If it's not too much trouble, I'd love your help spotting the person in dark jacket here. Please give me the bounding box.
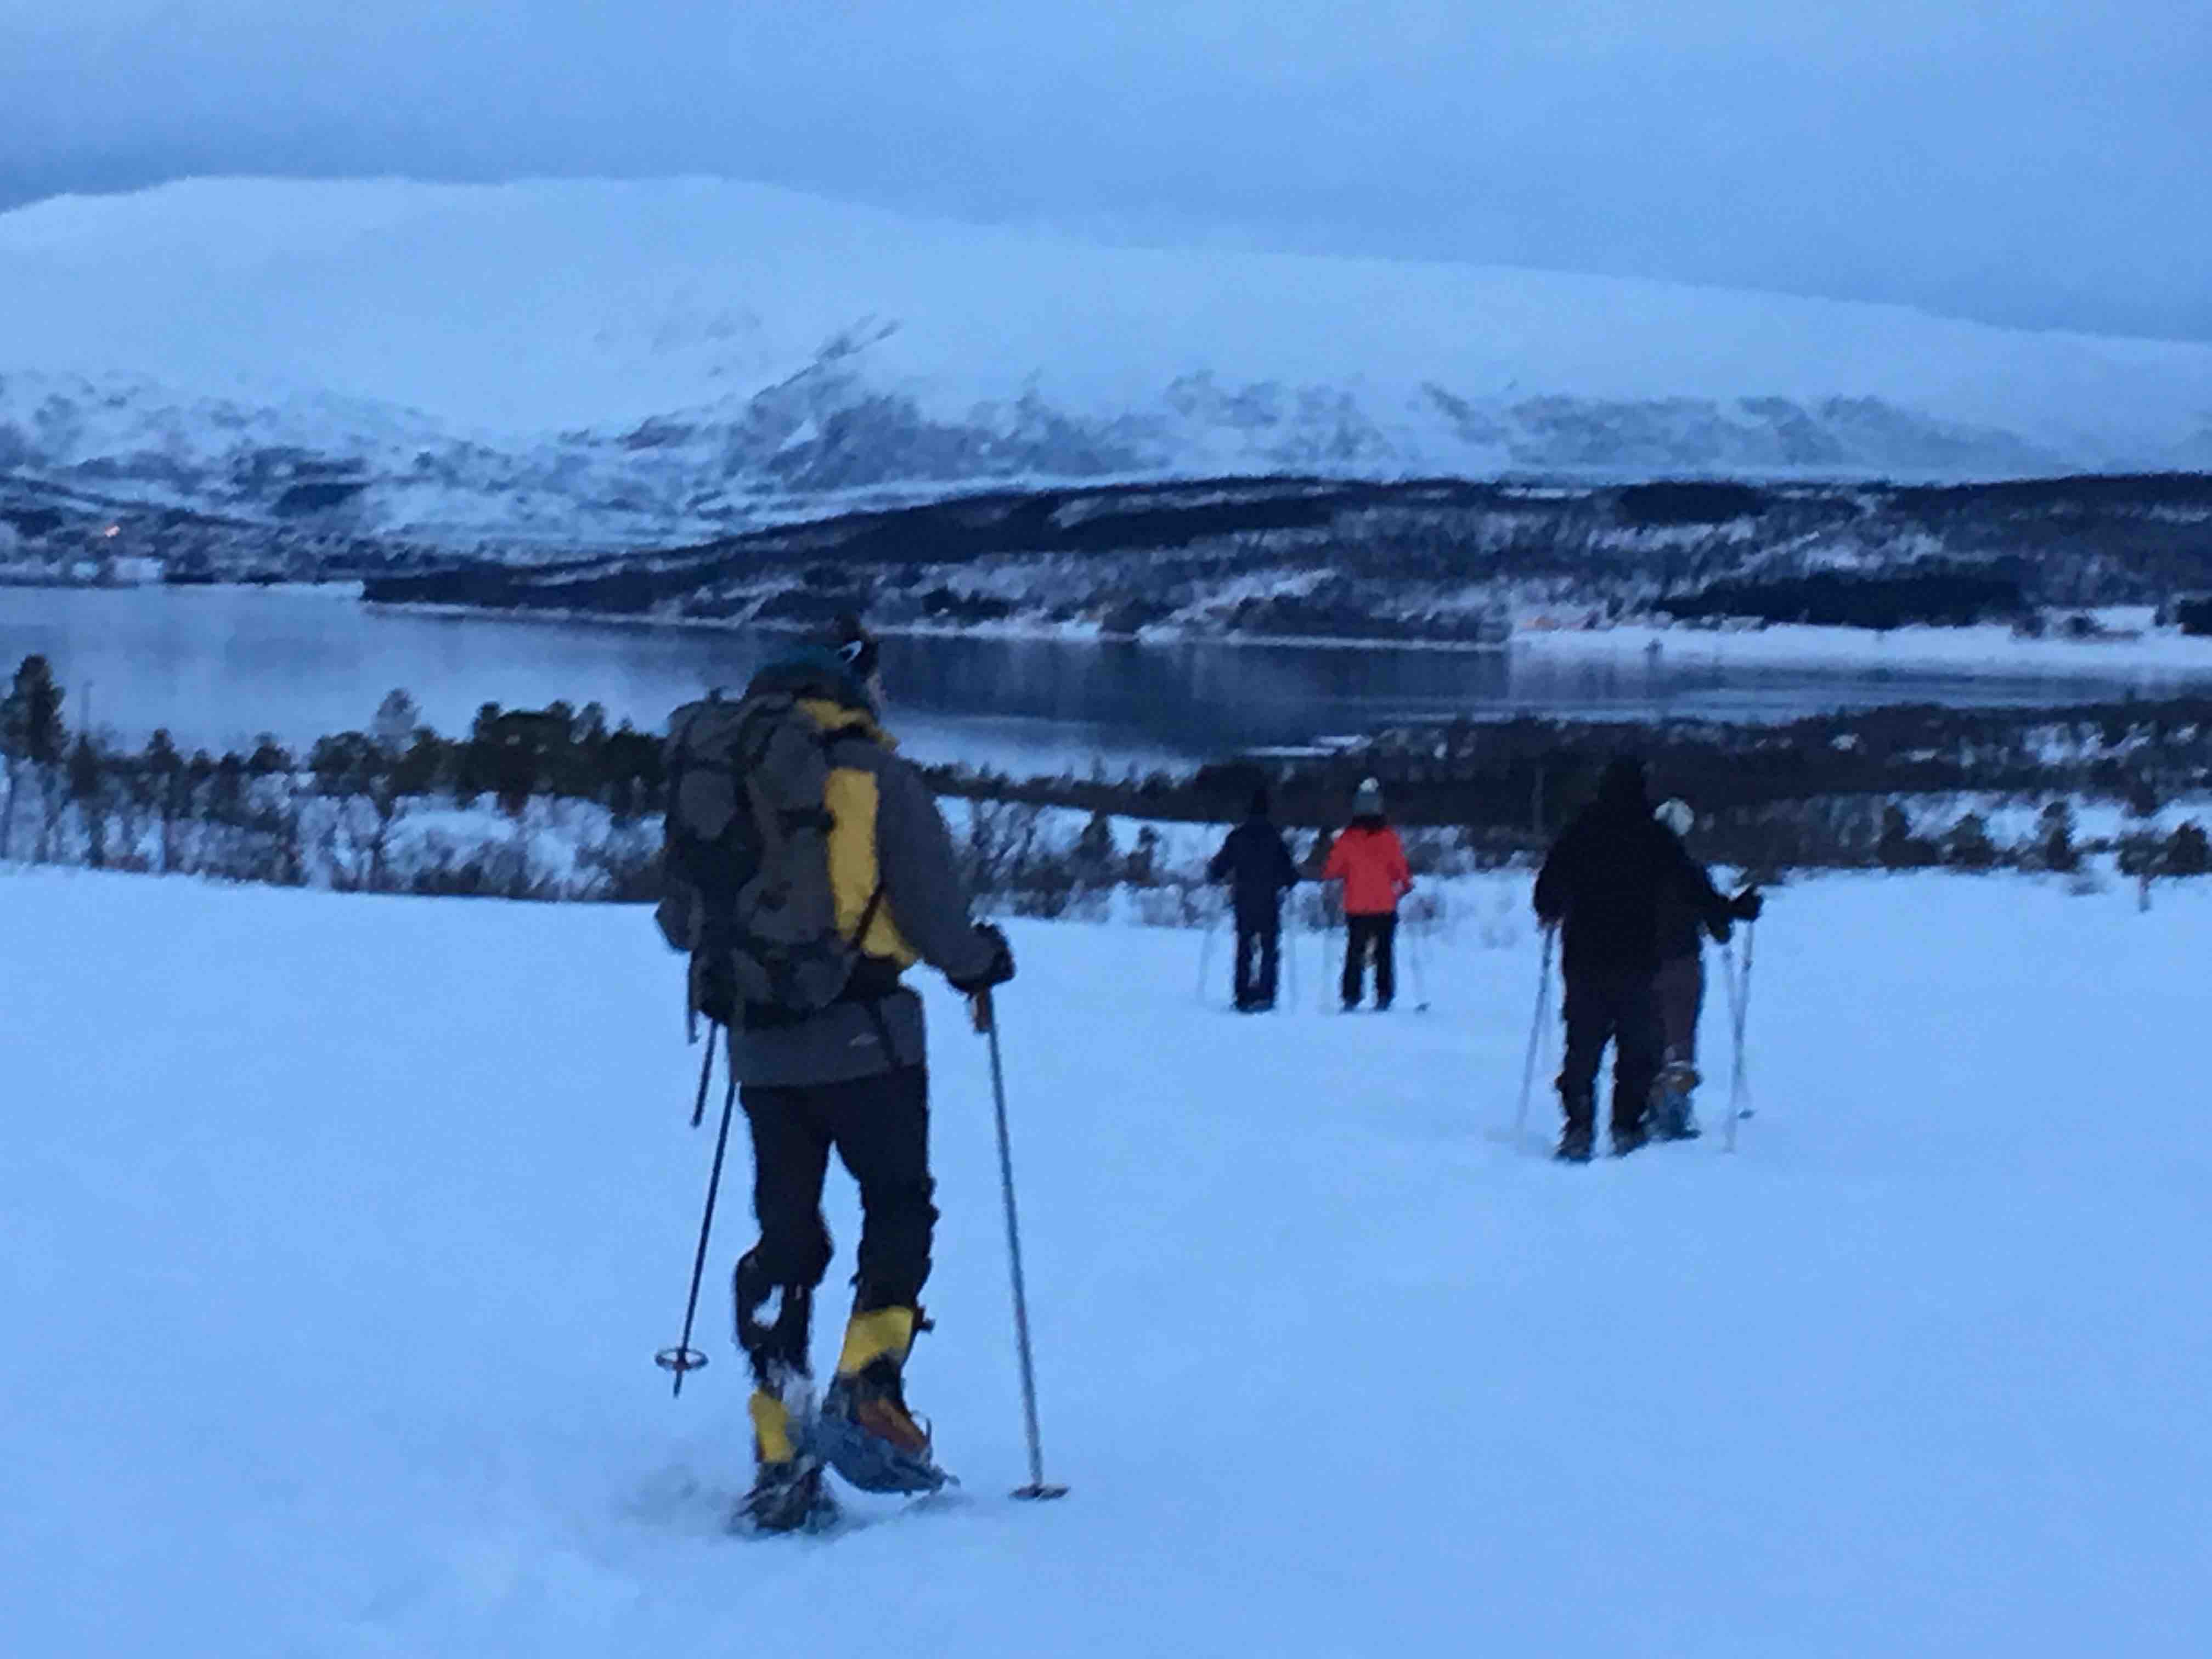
[1532,757,1745,1161]
[1650,797,1763,1140]
[658,617,1014,1531]
[1207,787,1301,1011]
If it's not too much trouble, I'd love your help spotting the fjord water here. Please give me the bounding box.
[3,585,2193,770]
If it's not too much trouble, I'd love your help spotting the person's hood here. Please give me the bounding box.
[1594,757,1650,813]
[746,648,877,716]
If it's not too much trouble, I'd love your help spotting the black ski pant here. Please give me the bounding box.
[1654,955,1705,1069]
[1341,913,1396,1007]
[1557,966,1664,1133]
[734,1064,937,1379]
[1233,912,1282,1008]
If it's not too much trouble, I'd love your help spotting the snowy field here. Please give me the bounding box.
[6,868,2209,1656]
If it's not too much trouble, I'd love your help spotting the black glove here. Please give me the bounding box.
[1731,887,1764,922]
[950,923,1016,995]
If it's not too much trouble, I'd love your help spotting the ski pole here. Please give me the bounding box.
[1196,910,1217,1006]
[1280,906,1299,1013]
[1719,926,1754,1152]
[656,1025,736,1396]
[1513,926,1556,1142]
[1407,911,1432,1013]
[972,991,1068,1501]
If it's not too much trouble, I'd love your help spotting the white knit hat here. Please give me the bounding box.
[1655,798,1695,836]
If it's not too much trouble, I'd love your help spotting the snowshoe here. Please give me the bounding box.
[816,1307,952,1496]
[734,1458,840,1536]
[1650,1062,1702,1141]
[816,1374,950,1494]
[1555,1122,1595,1163]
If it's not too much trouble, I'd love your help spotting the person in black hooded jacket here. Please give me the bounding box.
[1207,787,1301,1011]
[1533,757,1746,1160]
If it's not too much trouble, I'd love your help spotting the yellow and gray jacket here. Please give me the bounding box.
[720,665,996,1087]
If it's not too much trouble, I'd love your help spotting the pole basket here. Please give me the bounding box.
[1013,1482,1070,1501]
[655,1345,712,1397]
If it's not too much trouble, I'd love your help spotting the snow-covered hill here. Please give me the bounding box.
[3,177,2209,545]
[7,867,2209,1655]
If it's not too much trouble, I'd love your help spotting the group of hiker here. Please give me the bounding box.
[654,616,1757,1533]
[1205,777,1415,1013]
[1206,759,1758,1160]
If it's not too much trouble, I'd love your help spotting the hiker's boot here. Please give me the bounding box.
[1555,1087,1596,1163]
[1652,1060,1702,1140]
[815,1306,950,1494]
[735,1375,838,1534]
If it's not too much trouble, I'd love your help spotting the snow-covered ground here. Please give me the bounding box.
[7,867,2209,1656]
[1522,610,2212,682]
[4,178,2210,541]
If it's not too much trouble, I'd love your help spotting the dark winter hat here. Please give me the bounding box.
[821,612,881,681]
[1352,776,1384,815]
[746,646,871,709]
[1597,755,1649,807]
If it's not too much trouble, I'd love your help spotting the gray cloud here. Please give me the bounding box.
[4,1,2208,341]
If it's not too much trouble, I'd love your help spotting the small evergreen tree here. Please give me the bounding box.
[1877,804,1935,869]
[2163,821,2210,877]
[2034,800,2079,873]
[1945,811,1997,871]
[2,654,65,860]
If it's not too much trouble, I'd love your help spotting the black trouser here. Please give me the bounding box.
[734,1064,937,1378]
[1341,913,1396,1007]
[1233,914,1281,1007]
[1654,955,1705,1067]
[1558,966,1664,1133]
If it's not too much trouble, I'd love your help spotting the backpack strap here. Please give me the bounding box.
[849,876,889,955]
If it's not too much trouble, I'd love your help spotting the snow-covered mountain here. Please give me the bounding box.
[2,177,2208,546]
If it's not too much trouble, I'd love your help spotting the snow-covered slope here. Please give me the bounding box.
[7,867,2208,1655]
[2,177,2209,544]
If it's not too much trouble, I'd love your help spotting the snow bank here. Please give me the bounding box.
[1523,614,2212,682]
[5,868,2208,1655]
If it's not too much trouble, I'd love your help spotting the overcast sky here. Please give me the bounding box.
[5,2,2208,341]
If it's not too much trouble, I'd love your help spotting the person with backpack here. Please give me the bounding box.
[1321,777,1412,1011]
[1532,757,1748,1161]
[656,616,1015,1533]
[1207,786,1301,1012]
[1649,797,1763,1141]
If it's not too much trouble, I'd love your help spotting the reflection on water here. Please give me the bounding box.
[0,586,2196,772]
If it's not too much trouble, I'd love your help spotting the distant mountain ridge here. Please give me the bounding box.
[1,177,2208,548]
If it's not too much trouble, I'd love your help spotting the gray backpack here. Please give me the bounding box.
[656,691,881,1026]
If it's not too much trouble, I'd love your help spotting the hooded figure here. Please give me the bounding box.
[1532,758,1737,1160]
[1207,786,1301,1011]
[1321,777,1412,1010]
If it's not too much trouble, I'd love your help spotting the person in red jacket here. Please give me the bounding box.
[1321,777,1413,1011]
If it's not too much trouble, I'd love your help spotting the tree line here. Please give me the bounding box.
[8,654,2211,911]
